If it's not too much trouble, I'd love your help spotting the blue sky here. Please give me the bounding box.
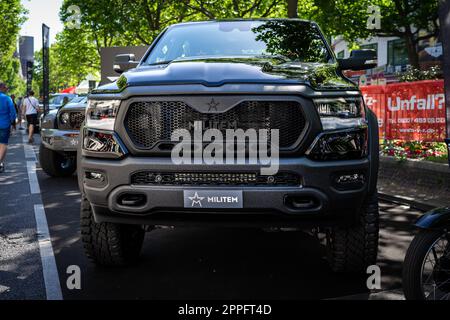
[20,0,64,50]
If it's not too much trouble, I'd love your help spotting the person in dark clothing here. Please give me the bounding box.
[10,94,18,131]
[21,90,40,144]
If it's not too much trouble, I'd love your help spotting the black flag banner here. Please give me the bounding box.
[42,24,50,114]
[26,61,33,94]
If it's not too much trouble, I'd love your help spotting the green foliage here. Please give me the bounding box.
[396,66,443,82]
[38,0,285,93]
[182,0,285,21]
[0,0,26,62]
[297,0,439,68]
[298,0,372,43]
[372,0,439,67]
[33,26,100,94]
[0,0,26,96]
[1,57,26,97]
[59,0,285,48]
[60,0,134,48]
[372,0,439,39]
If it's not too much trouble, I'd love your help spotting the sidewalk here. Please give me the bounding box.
[0,130,46,299]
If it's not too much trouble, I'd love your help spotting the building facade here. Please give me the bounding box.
[332,34,442,85]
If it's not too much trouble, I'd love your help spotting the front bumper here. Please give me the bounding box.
[79,155,372,227]
[41,128,80,152]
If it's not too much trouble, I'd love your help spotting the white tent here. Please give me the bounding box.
[75,73,99,94]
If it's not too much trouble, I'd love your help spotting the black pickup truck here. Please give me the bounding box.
[78,19,379,273]
[40,96,87,177]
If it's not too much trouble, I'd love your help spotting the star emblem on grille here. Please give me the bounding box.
[188,192,205,207]
[206,98,220,112]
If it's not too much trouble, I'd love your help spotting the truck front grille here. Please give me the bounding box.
[69,112,85,130]
[124,100,305,151]
[131,171,301,187]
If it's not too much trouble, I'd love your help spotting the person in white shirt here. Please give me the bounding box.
[21,90,40,144]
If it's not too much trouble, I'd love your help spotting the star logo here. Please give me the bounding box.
[206,98,220,112]
[188,192,205,207]
[70,138,79,146]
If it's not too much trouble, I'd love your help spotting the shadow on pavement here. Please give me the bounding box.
[377,202,421,291]
[37,168,423,300]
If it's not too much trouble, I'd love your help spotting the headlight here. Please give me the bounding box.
[60,112,70,124]
[314,97,366,130]
[306,128,368,161]
[82,128,128,159]
[86,99,121,130]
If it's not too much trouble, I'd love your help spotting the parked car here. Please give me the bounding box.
[37,93,78,132]
[39,96,87,177]
[39,93,78,111]
[78,19,379,270]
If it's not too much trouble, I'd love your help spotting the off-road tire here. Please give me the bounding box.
[326,193,379,273]
[80,195,145,266]
[402,229,446,300]
[39,144,76,177]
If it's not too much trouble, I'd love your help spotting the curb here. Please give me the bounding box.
[378,192,436,212]
[380,155,449,173]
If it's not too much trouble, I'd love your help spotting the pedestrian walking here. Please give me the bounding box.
[0,82,17,173]
[10,94,18,132]
[21,90,40,144]
[16,96,24,130]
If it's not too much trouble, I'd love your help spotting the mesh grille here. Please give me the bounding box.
[131,171,301,187]
[69,112,85,130]
[124,100,305,150]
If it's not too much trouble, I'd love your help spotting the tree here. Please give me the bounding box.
[33,35,99,95]
[183,0,284,20]
[297,0,440,69]
[373,0,439,69]
[1,57,26,97]
[59,0,285,49]
[0,0,26,96]
[287,0,298,18]
[53,28,100,83]
[298,0,374,43]
[60,0,132,53]
[4,0,288,96]
[45,0,285,94]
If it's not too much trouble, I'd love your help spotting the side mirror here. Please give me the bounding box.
[338,49,377,71]
[113,54,139,74]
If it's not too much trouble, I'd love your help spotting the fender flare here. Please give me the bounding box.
[415,207,450,230]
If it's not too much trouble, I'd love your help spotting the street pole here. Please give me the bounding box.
[440,1,450,166]
[287,0,298,18]
[42,24,50,115]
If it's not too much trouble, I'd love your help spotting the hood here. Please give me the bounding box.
[60,102,87,111]
[94,57,357,93]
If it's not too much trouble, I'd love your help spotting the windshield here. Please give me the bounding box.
[145,20,332,65]
[68,96,87,104]
[49,94,76,105]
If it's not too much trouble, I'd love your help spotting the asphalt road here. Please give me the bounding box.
[0,130,423,300]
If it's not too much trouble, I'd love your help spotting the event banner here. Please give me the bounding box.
[361,80,445,141]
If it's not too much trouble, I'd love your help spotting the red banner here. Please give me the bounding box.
[361,80,445,141]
